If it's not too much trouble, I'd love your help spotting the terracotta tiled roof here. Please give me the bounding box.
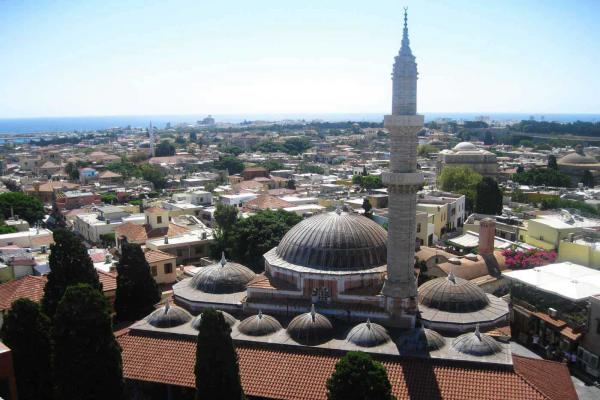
[115,222,148,242]
[244,194,294,210]
[234,180,264,191]
[560,326,582,341]
[118,332,575,400]
[146,223,189,239]
[533,311,567,329]
[98,270,117,292]
[145,249,176,264]
[99,170,122,178]
[0,275,47,311]
[144,207,167,214]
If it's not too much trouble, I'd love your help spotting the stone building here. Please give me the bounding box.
[557,145,600,186]
[437,142,498,176]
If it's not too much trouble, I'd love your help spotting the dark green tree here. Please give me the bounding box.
[53,284,123,400]
[582,170,595,188]
[139,163,168,189]
[0,299,52,400]
[326,351,394,400]
[213,156,244,175]
[438,166,483,209]
[283,137,312,155]
[230,209,301,270]
[362,198,372,216]
[155,140,176,157]
[474,177,503,215]
[516,165,524,174]
[41,228,102,319]
[512,167,571,187]
[260,160,284,172]
[211,203,239,257]
[547,155,558,170]
[115,243,161,321]
[195,309,245,400]
[64,161,80,180]
[286,179,296,190]
[362,166,368,176]
[0,192,44,224]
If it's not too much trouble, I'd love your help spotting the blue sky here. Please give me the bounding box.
[1,0,599,118]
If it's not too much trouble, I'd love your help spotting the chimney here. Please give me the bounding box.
[478,218,496,256]
[164,236,169,244]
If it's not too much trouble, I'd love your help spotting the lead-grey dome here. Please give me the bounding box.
[453,142,478,151]
[452,325,502,356]
[287,305,333,344]
[346,320,391,347]
[192,310,237,330]
[147,301,192,328]
[275,211,387,271]
[558,152,598,165]
[418,273,490,312]
[238,311,282,336]
[190,254,256,294]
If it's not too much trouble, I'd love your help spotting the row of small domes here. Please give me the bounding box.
[146,302,502,355]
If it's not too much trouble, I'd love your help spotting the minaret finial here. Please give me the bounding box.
[401,7,411,53]
[404,7,408,29]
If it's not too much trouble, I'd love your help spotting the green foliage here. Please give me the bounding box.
[326,352,394,400]
[512,167,572,187]
[581,170,595,188]
[253,140,285,153]
[540,197,599,216]
[41,229,102,319]
[438,166,483,210]
[362,198,372,216]
[99,232,116,248]
[511,120,600,137]
[139,163,168,189]
[195,309,245,400]
[52,284,123,400]
[1,299,52,400]
[283,137,312,155]
[260,159,284,172]
[286,179,296,190]
[547,155,558,170]
[175,135,186,145]
[213,156,245,175]
[474,177,503,215]
[298,163,325,174]
[417,144,439,156]
[220,146,244,156]
[64,161,80,180]
[0,192,44,224]
[101,192,118,204]
[155,140,176,157]
[106,161,140,179]
[352,175,383,190]
[516,165,524,174]
[115,243,161,321]
[0,224,17,234]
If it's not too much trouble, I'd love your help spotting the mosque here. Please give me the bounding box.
[136,10,512,365]
[437,141,498,177]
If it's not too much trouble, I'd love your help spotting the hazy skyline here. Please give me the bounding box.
[1,0,599,119]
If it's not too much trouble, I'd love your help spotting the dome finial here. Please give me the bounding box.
[310,304,316,322]
[474,323,481,339]
[220,252,227,267]
[258,309,263,319]
[448,269,456,283]
[164,298,170,314]
[335,206,342,215]
[366,318,371,329]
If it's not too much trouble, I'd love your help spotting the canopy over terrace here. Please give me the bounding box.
[447,231,536,252]
[503,261,600,301]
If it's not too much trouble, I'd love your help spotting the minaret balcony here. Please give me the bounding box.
[384,114,424,128]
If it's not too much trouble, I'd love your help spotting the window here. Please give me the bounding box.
[164,263,173,274]
[157,216,162,224]
[417,223,421,233]
[151,266,157,276]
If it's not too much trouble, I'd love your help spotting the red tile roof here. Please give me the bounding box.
[98,270,117,292]
[244,194,294,210]
[117,332,576,400]
[0,275,47,311]
[115,222,148,242]
[145,249,176,264]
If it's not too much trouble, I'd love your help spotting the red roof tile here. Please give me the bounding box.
[98,270,117,292]
[118,332,576,400]
[145,249,176,264]
[0,275,47,310]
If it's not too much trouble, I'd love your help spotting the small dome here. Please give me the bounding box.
[346,320,391,347]
[287,305,333,344]
[558,151,598,165]
[418,273,490,312]
[147,300,192,328]
[192,310,237,330]
[452,325,502,356]
[275,211,387,271]
[238,311,282,336]
[189,253,255,294]
[397,328,446,352]
[453,142,478,151]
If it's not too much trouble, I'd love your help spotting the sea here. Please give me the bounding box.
[0,113,599,136]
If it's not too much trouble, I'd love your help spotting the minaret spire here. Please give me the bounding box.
[401,7,412,55]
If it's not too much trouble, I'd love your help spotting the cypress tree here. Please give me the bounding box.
[326,351,394,400]
[0,299,52,400]
[115,242,161,321]
[41,228,102,319]
[52,284,123,400]
[582,170,595,188]
[474,177,503,215]
[195,309,245,400]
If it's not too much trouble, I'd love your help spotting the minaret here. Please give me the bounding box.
[381,8,423,326]
[149,121,155,157]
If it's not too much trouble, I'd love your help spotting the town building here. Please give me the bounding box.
[437,142,498,177]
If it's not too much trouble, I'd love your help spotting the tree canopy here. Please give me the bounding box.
[352,175,384,190]
[155,140,176,157]
[195,309,245,400]
[437,166,483,209]
[0,192,44,224]
[41,228,102,319]
[417,144,439,156]
[214,155,245,175]
[115,243,161,321]
[1,299,52,400]
[581,170,595,188]
[547,155,558,170]
[512,167,571,187]
[326,351,394,400]
[52,284,123,400]
[474,177,503,215]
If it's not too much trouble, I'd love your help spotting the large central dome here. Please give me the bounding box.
[275,211,387,271]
